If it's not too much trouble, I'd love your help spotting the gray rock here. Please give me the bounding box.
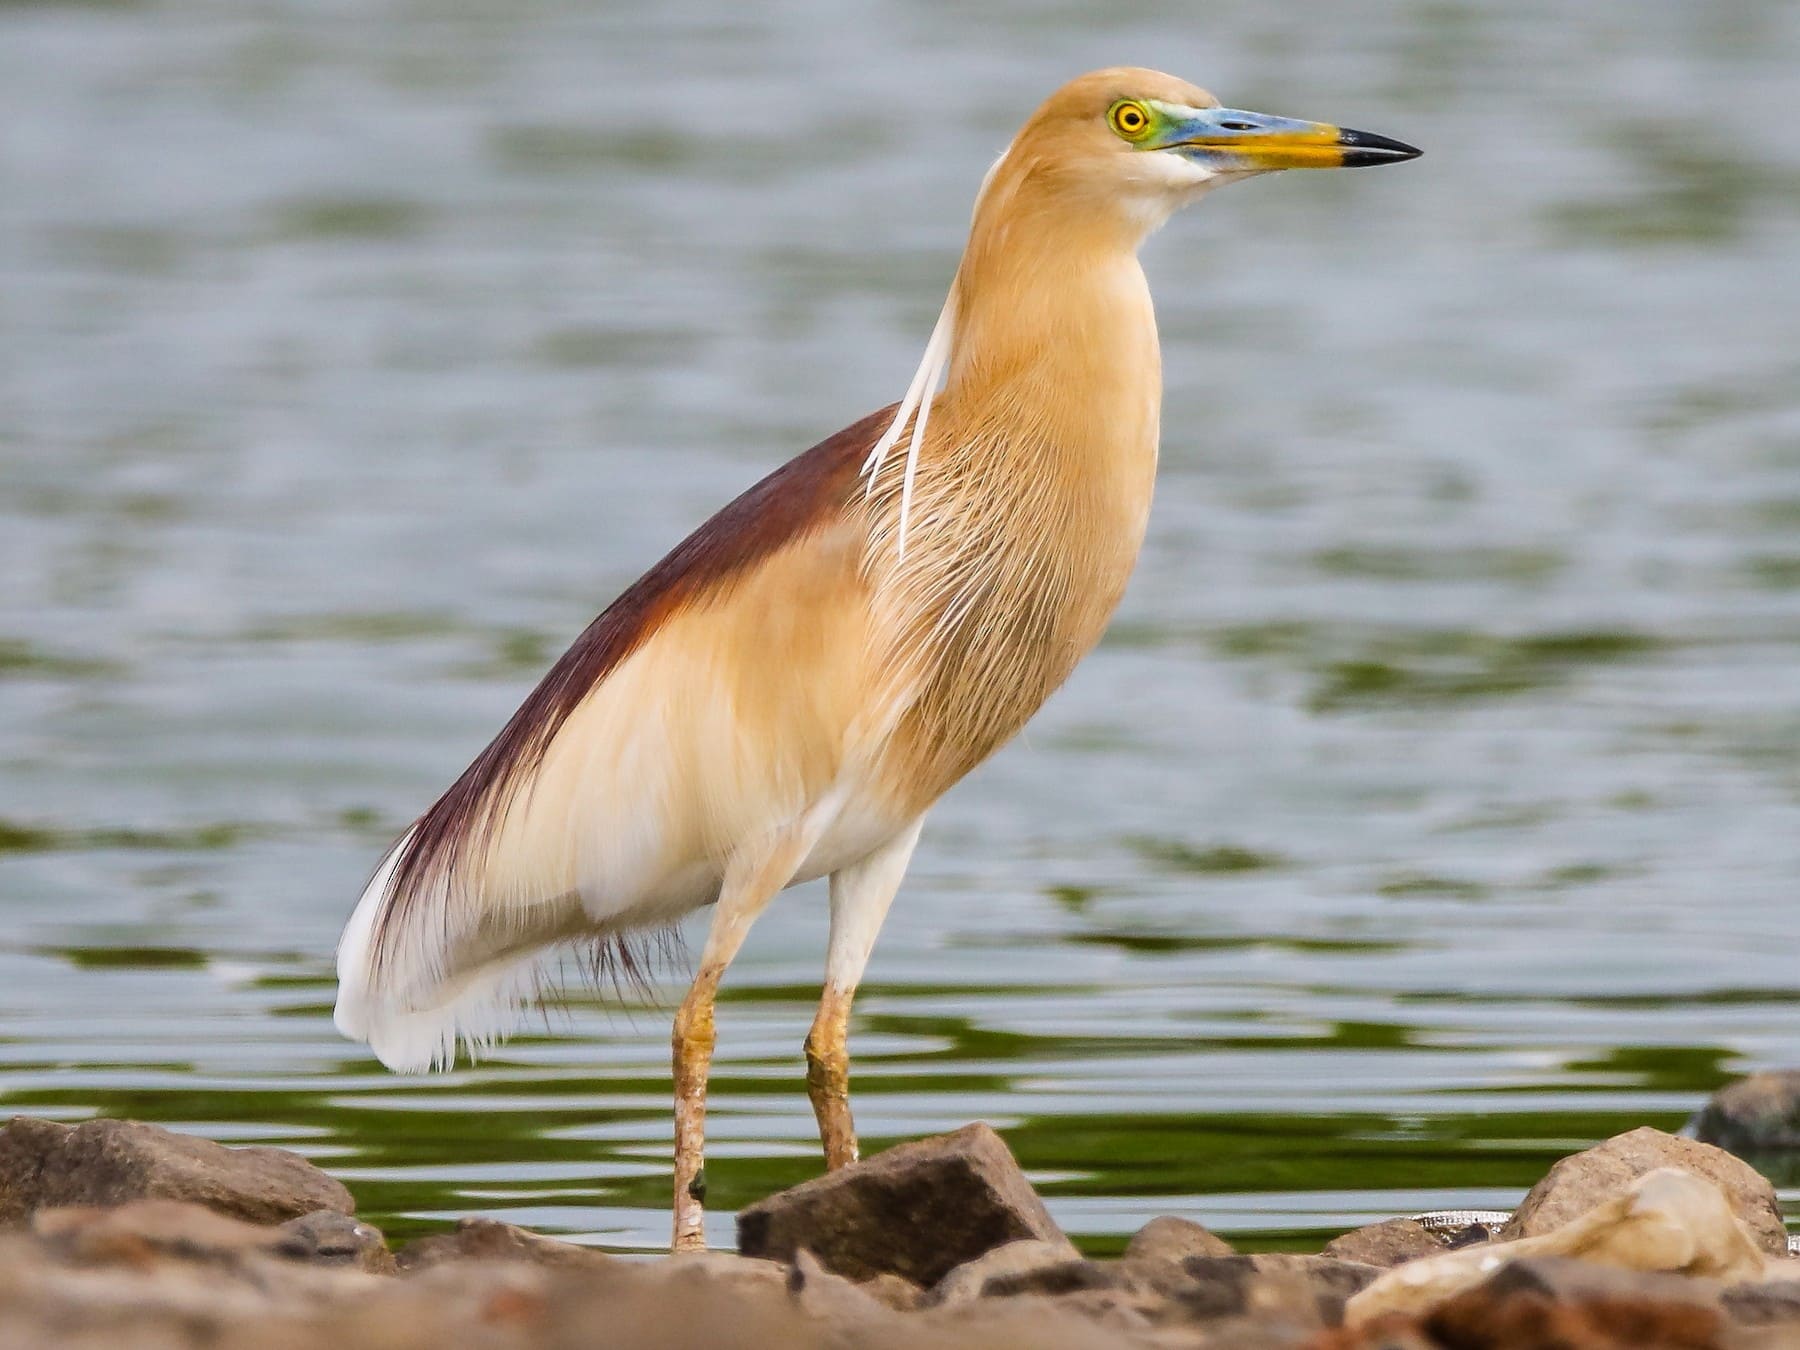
[1122,1215,1234,1264]
[396,1217,619,1273]
[1500,1126,1788,1256]
[277,1210,395,1273]
[925,1238,1092,1307]
[735,1122,1072,1285]
[1692,1071,1800,1154]
[1321,1217,1447,1267]
[0,1116,354,1228]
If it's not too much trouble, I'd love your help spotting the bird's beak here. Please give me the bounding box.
[1152,105,1421,170]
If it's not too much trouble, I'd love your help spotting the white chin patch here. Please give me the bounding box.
[1118,151,1221,233]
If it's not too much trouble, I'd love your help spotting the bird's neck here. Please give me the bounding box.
[942,210,1162,464]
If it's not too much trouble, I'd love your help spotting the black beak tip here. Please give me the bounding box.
[1336,127,1423,167]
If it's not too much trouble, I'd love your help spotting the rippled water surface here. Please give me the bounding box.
[3,0,1798,1251]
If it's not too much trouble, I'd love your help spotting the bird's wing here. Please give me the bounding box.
[335,406,896,1070]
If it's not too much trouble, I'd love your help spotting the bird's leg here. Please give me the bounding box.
[670,964,723,1251]
[670,824,818,1252]
[804,986,856,1169]
[806,820,922,1171]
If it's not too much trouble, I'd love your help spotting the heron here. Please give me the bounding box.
[333,67,1420,1250]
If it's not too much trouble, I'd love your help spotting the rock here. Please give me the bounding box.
[277,1210,396,1273]
[786,1249,901,1326]
[1722,1278,1800,1328]
[1348,1168,1779,1325]
[29,1198,391,1274]
[912,1293,1175,1349]
[1471,1254,1725,1309]
[1693,1071,1800,1154]
[735,1122,1074,1285]
[1036,1288,1158,1333]
[1322,1218,1448,1267]
[1502,1126,1788,1256]
[858,1271,925,1310]
[925,1238,1098,1307]
[396,1217,618,1273]
[0,1116,354,1228]
[663,1249,790,1298]
[1122,1215,1234,1263]
[1429,1257,1726,1349]
[1170,1254,1380,1328]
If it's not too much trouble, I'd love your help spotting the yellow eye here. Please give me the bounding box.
[1108,100,1153,141]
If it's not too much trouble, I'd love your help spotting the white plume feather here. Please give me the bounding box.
[862,143,1012,559]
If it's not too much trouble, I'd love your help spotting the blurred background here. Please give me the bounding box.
[2,0,1797,1252]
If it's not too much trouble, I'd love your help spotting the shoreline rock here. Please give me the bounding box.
[0,1116,353,1228]
[1693,1071,1800,1155]
[0,1112,1793,1348]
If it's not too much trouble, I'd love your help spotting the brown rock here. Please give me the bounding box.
[925,1238,1097,1307]
[1123,1215,1234,1263]
[787,1248,902,1326]
[396,1217,618,1273]
[1322,1218,1447,1267]
[1693,1071,1800,1154]
[1428,1257,1726,1350]
[1721,1278,1800,1328]
[29,1198,390,1274]
[663,1248,790,1297]
[911,1292,1177,1349]
[858,1271,925,1311]
[0,1116,353,1228]
[1503,1126,1788,1256]
[1167,1254,1380,1329]
[34,1198,284,1263]
[735,1122,1073,1285]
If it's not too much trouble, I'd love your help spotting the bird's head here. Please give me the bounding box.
[986,67,1421,241]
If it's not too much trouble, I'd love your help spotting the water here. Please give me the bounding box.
[2,0,1798,1253]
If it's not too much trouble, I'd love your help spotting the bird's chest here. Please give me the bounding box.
[873,429,1157,809]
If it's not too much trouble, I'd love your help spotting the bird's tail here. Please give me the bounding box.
[332,828,582,1073]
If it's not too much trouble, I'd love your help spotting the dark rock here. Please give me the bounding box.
[277,1210,395,1273]
[396,1217,619,1273]
[1122,1215,1234,1264]
[0,1116,353,1228]
[1501,1126,1789,1256]
[1322,1218,1447,1267]
[1445,1222,1495,1250]
[1693,1071,1800,1154]
[735,1122,1073,1285]
[925,1238,1096,1307]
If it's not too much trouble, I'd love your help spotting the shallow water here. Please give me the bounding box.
[2,0,1798,1252]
